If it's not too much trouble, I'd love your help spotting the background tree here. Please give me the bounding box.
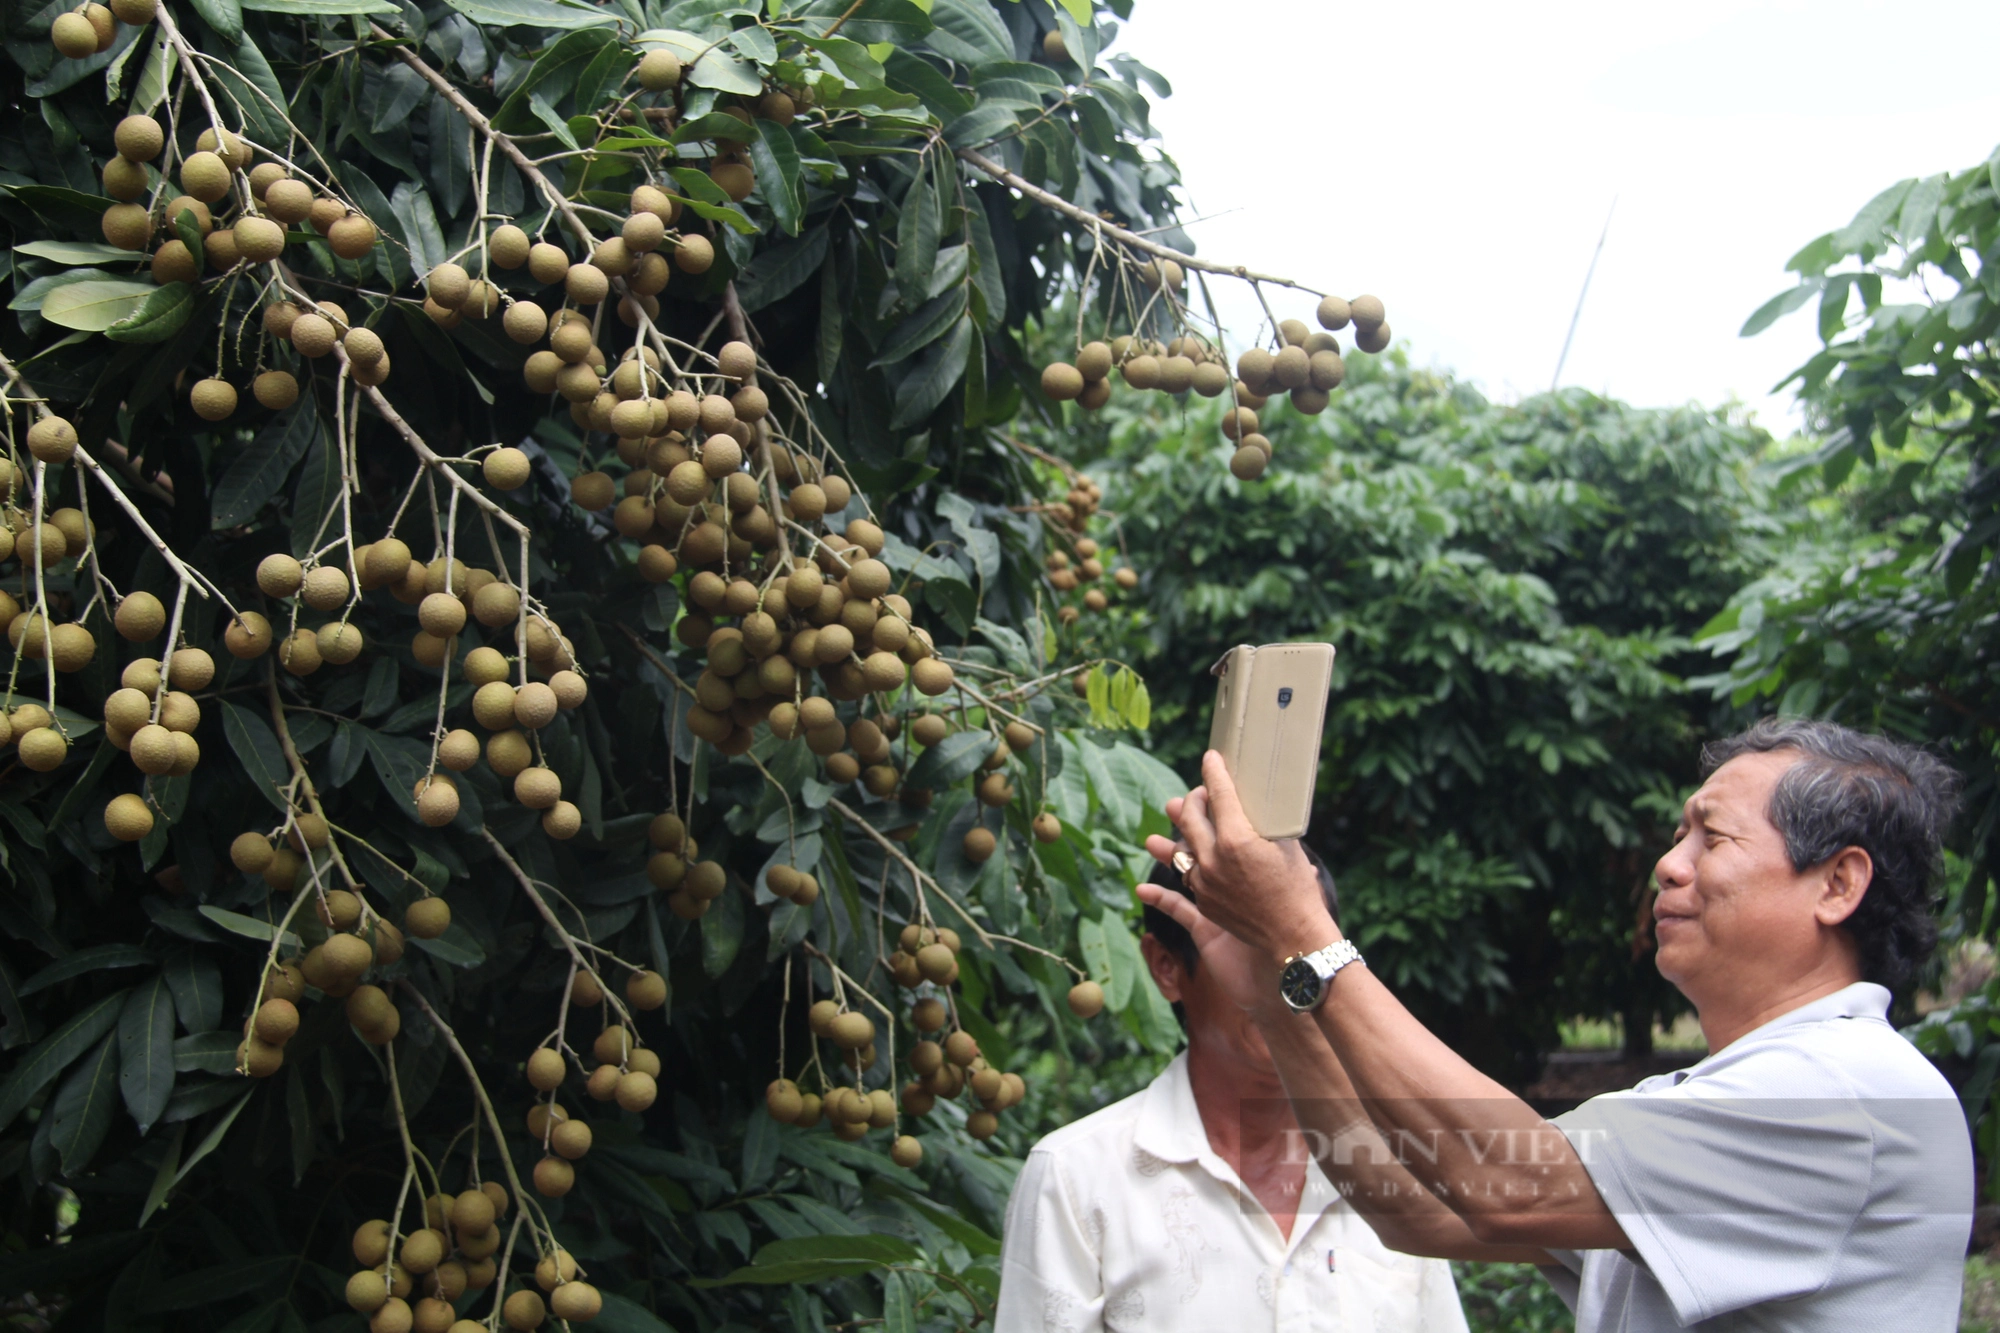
[0,0,1380,1326]
[1023,354,1774,1080]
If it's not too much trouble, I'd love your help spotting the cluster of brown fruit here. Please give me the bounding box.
[95,113,383,420]
[346,1188,599,1332]
[422,183,712,358]
[890,939,1021,1143]
[642,811,733,920]
[46,0,153,60]
[628,47,807,203]
[232,910,403,1078]
[764,1000,928,1164]
[519,973,666,1199]
[1045,535,1136,625]
[1223,294,1389,481]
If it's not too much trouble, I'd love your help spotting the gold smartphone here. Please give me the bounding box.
[1205,643,1336,839]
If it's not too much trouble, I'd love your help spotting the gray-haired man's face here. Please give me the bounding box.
[1652,749,1866,1001]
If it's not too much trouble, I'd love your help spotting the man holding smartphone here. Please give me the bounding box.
[1146,718,1972,1329]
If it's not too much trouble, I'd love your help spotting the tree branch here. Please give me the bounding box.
[955,147,1321,294]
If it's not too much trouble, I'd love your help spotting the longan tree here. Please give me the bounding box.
[0,0,1390,1326]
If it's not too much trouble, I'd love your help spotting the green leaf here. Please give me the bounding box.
[590,1292,677,1333]
[700,882,744,977]
[131,31,176,113]
[894,167,940,299]
[217,32,290,146]
[923,0,1011,64]
[751,120,804,235]
[882,48,971,120]
[49,1032,122,1173]
[213,406,318,530]
[222,702,292,813]
[800,0,932,44]
[241,0,395,11]
[163,951,223,1034]
[943,103,1021,149]
[40,279,156,333]
[188,0,244,40]
[196,907,302,949]
[12,240,144,265]
[411,922,486,968]
[118,975,176,1132]
[1076,912,1120,1007]
[1741,282,1819,338]
[444,0,617,27]
[0,991,129,1132]
[21,945,156,996]
[881,1271,915,1333]
[172,1032,240,1074]
[736,225,829,313]
[873,288,967,366]
[4,185,115,234]
[690,1258,883,1287]
[104,281,197,344]
[757,1234,921,1266]
[493,28,620,133]
[890,312,971,428]
[903,729,993,789]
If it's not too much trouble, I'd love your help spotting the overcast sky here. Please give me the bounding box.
[1110,0,2000,434]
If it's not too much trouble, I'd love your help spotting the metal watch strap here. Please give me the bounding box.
[1283,939,1363,1012]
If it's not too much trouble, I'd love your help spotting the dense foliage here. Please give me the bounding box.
[1027,354,1774,1079]
[0,0,1302,1325]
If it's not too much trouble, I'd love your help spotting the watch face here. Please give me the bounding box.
[1279,958,1322,1010]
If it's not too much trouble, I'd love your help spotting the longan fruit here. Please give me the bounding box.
[1040,362,1083,401]
[1229,444,1267,480]
[489,225,530,268]
[114,113,164,162]
[254,369,299,410]
[636,48,682,90]
[405,896,451,938]
[225,611,274,659]
[264,179,313,223]
[1067,980,1105,1017]
[328,214,377,259]
[672,234,714,274]
[178,151,230,204]
[103,793,153,842]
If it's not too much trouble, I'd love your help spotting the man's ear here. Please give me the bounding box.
[1140,933,1187,1004]
[1816,846,1874,928]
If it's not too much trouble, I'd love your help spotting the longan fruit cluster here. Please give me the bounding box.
[96,112,383,421]
[643,811,722,918]
[345,1183,540,1331]
[48,0,154,62]
[1225,294,1387,480]
[1046,534,1135,624]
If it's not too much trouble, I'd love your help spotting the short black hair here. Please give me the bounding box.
[1700,718,1960,988]
[1141,844,1341,977]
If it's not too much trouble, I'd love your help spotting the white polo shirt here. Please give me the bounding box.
[995,1052,1468,1332]
[1547,982,1972,1331]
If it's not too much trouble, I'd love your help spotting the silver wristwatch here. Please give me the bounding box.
[1278,940,1363,1013]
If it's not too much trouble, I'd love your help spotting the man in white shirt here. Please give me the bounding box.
[995,857,1470,1332]
[1146,717,1974,1331]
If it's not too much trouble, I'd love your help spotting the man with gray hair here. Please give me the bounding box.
[1145,717,1974,1330]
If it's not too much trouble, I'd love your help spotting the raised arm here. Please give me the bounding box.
[1143,753,1629,1252]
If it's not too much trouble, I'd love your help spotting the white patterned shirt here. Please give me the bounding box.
[995,1053,1469,1333]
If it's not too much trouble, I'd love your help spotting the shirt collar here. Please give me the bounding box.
[1132,1050,1208,1164]
[1130,1049,1348,1240]
[1669,981,1892,1084]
